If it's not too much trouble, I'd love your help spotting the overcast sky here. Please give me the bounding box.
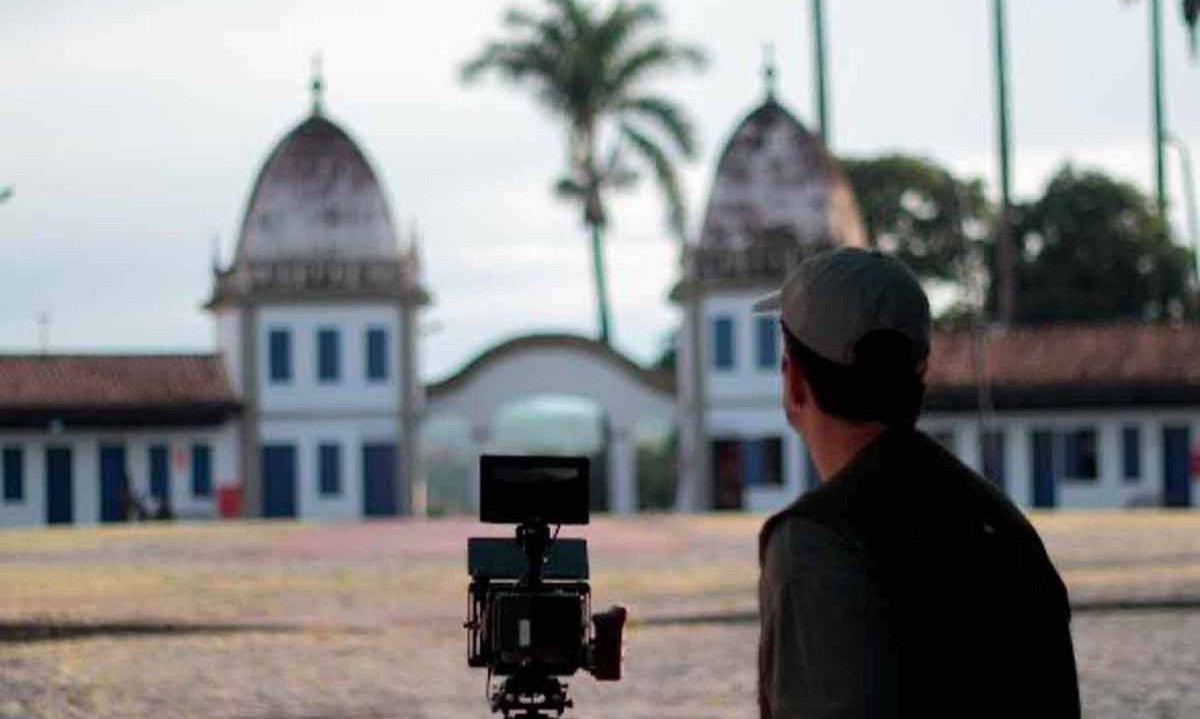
[2,0,1198,379]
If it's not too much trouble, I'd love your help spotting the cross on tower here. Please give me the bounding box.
[311,53,324,115]
[762,43,777,100]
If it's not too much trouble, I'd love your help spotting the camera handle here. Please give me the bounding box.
[515,521,553,587]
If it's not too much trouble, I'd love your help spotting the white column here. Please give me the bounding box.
[1008,422,1031,508]
[608,426,636,515]
[1145,419,1164,505]
[1097,421,1122,506]
[468,424,491,513]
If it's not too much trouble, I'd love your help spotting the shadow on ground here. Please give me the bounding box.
[0,620,306,644]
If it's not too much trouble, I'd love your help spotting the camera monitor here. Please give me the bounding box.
[480,455,590,525]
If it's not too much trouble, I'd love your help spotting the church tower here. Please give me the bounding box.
[673,61,866,512]
[208,65,429,519]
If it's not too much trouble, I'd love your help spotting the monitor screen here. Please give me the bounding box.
[479,455,590,525]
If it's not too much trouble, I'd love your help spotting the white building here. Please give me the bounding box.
[1,72,1197,528]
[0,355,239,525]
[671,84,1200,513]
[205,83,428,521]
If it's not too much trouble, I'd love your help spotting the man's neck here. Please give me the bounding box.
[804,418,889,484]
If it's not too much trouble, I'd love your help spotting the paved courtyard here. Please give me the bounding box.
[2,512,1200,718]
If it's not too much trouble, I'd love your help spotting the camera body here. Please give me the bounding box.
[465,455,625,718]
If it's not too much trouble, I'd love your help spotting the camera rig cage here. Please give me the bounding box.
[465,455,625,719]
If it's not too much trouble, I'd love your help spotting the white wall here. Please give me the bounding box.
[921,409,1200,510]
[702,291,782,406]
[709,406,809,512]
[215,308,242,394]
[257,303,403,415]
[428,345,675,431]
[0,423,236,529]
[259,416,399,521]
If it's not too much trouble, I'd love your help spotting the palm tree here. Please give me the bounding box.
[462,0,706,346]
[1186,1,1199,55]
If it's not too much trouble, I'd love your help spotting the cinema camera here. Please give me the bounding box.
[465,455,627,719]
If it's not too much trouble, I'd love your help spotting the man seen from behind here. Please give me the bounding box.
[755,247,1080,718]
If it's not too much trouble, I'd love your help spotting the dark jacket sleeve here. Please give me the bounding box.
[759,518,896,719]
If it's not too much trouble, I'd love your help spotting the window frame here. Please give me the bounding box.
[191,444,213,498]
[1121,425,1142,483]
[268,328,292,384]
[742,436,785,488]
[366,326,389,382]
[981,429,1007,491]
[1058,427,1099,483]
[755,316,779,370]
[318,443,342,497]
[712,315,736,371]
[2,446,24,503]
[316,327,341,383]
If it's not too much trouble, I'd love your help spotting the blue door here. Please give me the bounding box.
[99,445,127,523]
[1163,426,1192,508]
[362,443,397,517]
[1031,430,1056,508]
[45,447,73,525]
[261,444,297,518]
[149,445,169,503]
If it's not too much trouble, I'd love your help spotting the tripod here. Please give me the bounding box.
[490,669,574,718]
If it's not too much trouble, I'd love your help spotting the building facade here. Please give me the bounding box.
[670,85,1200,514]
[1,74,1197,528]
[672,84,867,512]
[0,355,239,526]
[206,92,429,521]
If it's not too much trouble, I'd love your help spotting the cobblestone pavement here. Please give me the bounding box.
[2,513,1200,718]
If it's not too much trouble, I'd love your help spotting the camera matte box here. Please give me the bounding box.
[479,455,590,525]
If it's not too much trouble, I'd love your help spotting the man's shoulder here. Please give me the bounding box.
[759,513,866,580]
[758,479,860,567]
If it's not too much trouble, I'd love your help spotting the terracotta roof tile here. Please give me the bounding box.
[927,322,1200,391]
[0,354,238,410]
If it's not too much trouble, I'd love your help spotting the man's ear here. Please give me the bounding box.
[782,352,807,417]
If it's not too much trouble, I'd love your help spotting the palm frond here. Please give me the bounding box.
[461,41,558,84]
[608,40,706,92]
[555,176,586,198]
[618,95,697,158]
[621,122,686,239]
[593,2,663,64]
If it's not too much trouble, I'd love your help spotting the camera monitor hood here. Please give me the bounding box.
[480,455,590,525]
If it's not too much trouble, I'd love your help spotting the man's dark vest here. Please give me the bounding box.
[759,429,1080,717]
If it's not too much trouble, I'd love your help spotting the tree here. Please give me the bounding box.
[462,0,706,346]
[841,154,992,284]
[1004,165,1196,322]
[1187,0,1200,55]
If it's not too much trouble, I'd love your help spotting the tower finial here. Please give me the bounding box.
[762,42,777,100]
[310,52,324,115]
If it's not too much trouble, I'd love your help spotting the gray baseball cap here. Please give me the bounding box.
[752,247,931,366]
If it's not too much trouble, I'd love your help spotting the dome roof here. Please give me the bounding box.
[236,114,399,262]
[697,98,866,250]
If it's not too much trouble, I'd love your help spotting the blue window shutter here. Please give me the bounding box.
[367,328,388,381]
[713,317,735,370]
[191,445,212,498]
[319,444,341,495]
[317,328,340,382]
[982,430,1006,490]
[756,317,778,369]
[269,329,292,382]
[149,445,169,500]
[742,440,764,487]
[1122,426,1141,481]
[3,447,23,501]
